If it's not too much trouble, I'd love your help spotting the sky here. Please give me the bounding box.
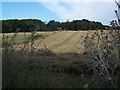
[1,0,118,25]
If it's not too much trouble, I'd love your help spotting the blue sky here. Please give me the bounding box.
[2,1,117,25]
[2,2,62,22]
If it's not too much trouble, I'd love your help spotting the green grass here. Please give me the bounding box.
[2,33,30,44]
[2,32,49,45]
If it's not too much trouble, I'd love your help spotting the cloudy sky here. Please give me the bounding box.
[1,0,118,25]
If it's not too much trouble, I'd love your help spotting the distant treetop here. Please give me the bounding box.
[2,19,106,33]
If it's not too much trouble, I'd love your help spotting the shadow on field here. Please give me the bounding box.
[2,48,94,88]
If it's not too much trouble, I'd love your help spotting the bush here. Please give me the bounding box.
[82,29,120,88]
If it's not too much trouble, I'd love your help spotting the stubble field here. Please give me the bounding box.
[2,30,119,88]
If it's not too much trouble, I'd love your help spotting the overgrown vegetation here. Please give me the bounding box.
[2,27,120,88]
[2,30,94,88]
[2,32,48,45]
[82,29,120,88]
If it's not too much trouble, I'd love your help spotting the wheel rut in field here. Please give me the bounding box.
[50,31,78,50]
[36,31,88,53]
[51,31,85,53]
[37,31,74,49]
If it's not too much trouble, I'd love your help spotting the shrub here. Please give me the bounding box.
[82,29,120,88]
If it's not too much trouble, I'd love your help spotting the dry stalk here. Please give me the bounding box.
[82,29,120,88]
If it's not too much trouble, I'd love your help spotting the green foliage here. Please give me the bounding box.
[2,19,106,33]
[62,19,105,30]
[2,19,47,33]
[57,27,62,31]
[46,20,62,31]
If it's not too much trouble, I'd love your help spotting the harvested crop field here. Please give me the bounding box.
[32,31,95,53]
[2,30,95,53]
[2,30,120,88]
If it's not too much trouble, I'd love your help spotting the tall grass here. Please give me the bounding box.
[2,29,47,88]
[2,30,93,88]
[3,29,119,88]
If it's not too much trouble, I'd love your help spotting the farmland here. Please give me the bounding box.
[2,31,95,88]
[2,1,120,88]
[2,31,94,53]
[2,30,120,88]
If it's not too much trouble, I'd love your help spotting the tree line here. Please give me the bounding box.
[1,19,107,33]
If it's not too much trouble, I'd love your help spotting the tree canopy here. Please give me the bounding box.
[2,19,106,33]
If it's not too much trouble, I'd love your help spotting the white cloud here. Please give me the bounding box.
[40,2,79,21]
[1,0,117,24]
[40,1,116,24]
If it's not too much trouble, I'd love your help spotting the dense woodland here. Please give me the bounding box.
[1,19,107,33]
